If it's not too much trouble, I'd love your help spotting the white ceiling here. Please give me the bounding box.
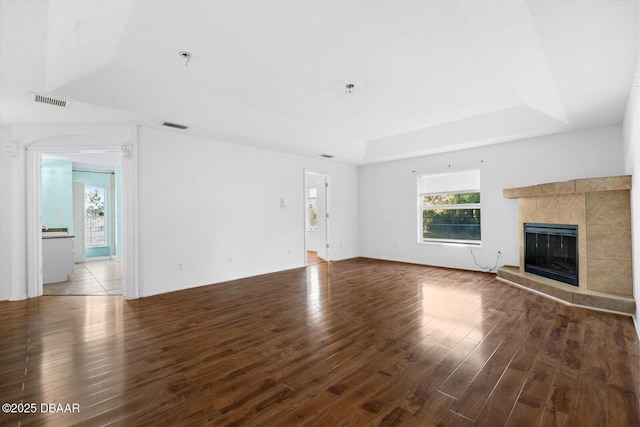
[1,0,638,164]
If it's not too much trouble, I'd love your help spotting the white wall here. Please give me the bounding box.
[0,124,358,300]
[136,126,358,297]
[0,125,21,300]
[359,125,625,272]
[1,120,628,303]
[623,58,640,337]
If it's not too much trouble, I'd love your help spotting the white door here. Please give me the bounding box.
[73,181,86,263]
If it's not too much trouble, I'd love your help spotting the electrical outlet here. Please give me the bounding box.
[227,257,233,263]
[177,262,183,270]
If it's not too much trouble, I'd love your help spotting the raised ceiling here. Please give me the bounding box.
[1,0,638,164]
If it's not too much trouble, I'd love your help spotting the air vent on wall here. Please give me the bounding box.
[31,92,70,108]
[162,121,188,130]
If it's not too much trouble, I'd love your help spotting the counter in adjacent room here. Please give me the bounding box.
[43,231,75,284]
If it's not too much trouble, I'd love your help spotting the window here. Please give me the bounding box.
[85,186,106,247]
[306,187,318,231]
[418,170,481,245]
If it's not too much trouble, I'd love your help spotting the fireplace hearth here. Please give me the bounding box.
[524,223,578,286]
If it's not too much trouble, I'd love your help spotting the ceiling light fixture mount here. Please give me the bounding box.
[178,51,191,67]
[337,79,365,95]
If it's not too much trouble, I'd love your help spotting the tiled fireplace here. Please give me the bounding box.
[497,175,635,315]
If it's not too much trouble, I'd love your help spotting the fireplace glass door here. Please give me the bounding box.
[524,223,578,286]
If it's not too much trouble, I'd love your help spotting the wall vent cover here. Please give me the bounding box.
[31,92,70,108]
[162,121,188,130]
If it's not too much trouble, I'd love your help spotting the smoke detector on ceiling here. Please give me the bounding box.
[337,79,366,95]
[30,92,70,108]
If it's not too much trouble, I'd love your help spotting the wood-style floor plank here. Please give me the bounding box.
[0,257,638,426]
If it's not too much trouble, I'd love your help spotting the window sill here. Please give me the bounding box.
[418,240,482,248]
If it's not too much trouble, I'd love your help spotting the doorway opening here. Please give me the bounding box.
[304,171,330,265]
[39,151,124,296]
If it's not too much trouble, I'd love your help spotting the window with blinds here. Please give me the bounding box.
[418,170,481,245]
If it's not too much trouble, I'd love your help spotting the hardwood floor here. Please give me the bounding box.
[1,258,638,426]
[306,250,326,266]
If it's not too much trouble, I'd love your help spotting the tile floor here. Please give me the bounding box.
[43,260,122,295]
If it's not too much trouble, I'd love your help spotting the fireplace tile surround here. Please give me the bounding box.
[497,175,635,315]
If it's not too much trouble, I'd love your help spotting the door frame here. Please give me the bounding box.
[72,181,86,263]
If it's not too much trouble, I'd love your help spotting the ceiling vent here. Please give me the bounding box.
[162,121,188,130]
[31,92,70,108]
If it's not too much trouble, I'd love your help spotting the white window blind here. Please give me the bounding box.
[418,170,480,196]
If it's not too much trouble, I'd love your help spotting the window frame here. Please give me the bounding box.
[417,170,482,246]
[85,185,107,248]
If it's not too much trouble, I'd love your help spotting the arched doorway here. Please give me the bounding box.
[24,134,138,299]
